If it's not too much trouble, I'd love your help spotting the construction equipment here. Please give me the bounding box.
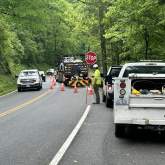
[56,57,90,87]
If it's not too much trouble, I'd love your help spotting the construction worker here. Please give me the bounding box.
[92,64,102,104]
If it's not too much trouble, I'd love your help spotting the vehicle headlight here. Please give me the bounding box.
[17,79,21,84]
[32,79,37,83]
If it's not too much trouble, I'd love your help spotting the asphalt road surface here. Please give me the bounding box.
[1,78,165,165]
[0,78,92,165]
[59,104,165,165]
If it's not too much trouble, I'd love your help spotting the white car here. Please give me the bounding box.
[46,68,55,76]
[17,69,42,92]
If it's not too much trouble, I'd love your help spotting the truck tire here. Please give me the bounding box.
[106,94,113,108]
[64,79,69,86]
[102,93,106,102]
[105,96,112,108]
[115,124,126,138]
[105,97,110,107]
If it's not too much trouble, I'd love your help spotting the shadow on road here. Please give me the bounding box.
[125,129,165,143]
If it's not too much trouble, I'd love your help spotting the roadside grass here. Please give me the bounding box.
[0,75,16,96]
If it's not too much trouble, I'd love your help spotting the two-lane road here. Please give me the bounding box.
[0,79,92,165]
[2,79,165,165]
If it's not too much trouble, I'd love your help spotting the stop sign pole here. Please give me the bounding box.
[85,51,97,65]
[85,51,96,104]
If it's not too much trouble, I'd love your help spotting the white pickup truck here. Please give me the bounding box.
[114,62,165,137]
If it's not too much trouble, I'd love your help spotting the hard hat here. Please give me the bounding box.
[93,64,98,68]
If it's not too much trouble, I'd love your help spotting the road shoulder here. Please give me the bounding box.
[59,103,112,165]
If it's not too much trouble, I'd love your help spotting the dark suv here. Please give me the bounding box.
[102,66,122,107]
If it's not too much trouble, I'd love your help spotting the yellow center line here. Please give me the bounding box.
[0,90,51,118]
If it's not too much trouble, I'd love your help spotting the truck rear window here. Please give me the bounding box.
[123,66,165,77]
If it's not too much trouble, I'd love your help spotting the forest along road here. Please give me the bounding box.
[1,79,165,165]
[0,78,92,165]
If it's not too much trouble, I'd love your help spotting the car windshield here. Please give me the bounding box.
[20,71,38,77]
[123,65,165,77]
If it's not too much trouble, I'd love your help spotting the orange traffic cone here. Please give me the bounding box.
[49,80,54,89]
[60,83,65,91]
[52,78,56,86]
[73,85,78,93]
[88,85,93,96]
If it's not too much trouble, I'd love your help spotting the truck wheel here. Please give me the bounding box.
[102,93,106,102]
[106,95,113,108]
[64,80,69,86]
[105,97,110,107]
[115,124,126,138]
[106,96,111,107]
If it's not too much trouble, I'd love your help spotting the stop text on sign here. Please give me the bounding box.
[85,55,96,61]
[85,52,97,65]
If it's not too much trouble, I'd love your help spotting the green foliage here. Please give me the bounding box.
[0,17,24,75]
[0,0,92,75]
[105,0,165,63]
[0,0,165,76]
[0,74,16,95]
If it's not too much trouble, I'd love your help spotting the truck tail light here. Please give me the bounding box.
[107,84,112,90]
[120,82,126,88]
[120,81,126,95]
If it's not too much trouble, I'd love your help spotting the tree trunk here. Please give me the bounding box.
[98,5,107,76]
[144,28,149,60]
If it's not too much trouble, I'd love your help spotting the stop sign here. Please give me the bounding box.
[85,52,97,65]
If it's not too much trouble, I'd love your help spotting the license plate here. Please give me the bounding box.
[26,84,30,87]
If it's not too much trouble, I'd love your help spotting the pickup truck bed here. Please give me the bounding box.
[114,62,165,137]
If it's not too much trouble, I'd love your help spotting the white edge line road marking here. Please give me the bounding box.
[0,90,17,98]
[49,105,91,165]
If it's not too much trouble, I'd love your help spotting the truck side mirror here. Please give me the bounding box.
[15,75,18,79]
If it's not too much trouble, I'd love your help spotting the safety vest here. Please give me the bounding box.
[93,69,102,85]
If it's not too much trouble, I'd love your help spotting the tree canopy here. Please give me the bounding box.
[0,0,164,75]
